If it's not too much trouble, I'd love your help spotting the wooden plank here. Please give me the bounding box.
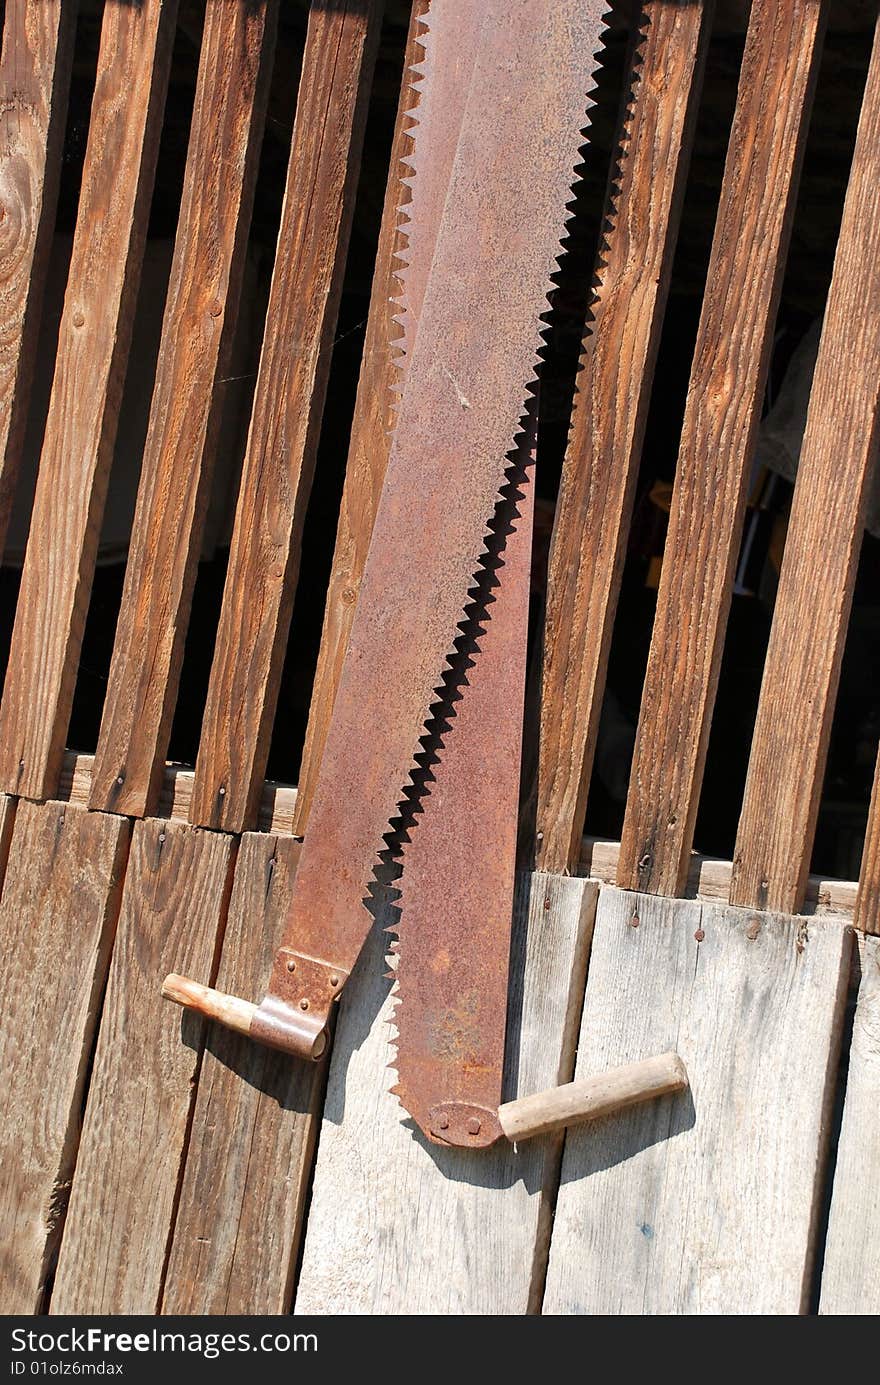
[292,1,427,835]
[162,833,325,1314]
[295,875,597,1315]
[543,887,849,1315]
[0,800,129,1314]
[580,836,859,920]
[819,934,880,1315]
[189,0,382,833]
[89,0,278,819]
[535,0,712,875]
[50,820,236,1315]
[0,0,177,800]
[60,750,301,836]
[617,0,827,897]
[0,0,77,557]
[731,17,880,915]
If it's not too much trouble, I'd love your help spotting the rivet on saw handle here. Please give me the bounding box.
[161,946,349,1061]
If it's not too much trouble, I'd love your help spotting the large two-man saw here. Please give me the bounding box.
[163,0,687,1149]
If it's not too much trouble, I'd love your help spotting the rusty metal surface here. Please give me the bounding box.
[392,453,534,1145]
[258,0,610,1067]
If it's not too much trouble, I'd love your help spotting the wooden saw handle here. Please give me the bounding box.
[498,1051,688,1143]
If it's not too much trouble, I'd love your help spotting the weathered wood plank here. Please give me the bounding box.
[617,0,827,896]
[295,875,597,1315]
[0,0,177,800]
[0,0,77,557]
[543,887,849,1315]
[162,833,326,1315]
[50,820,236,1315]
[731,16,880,915]
[189,0,382,833]
[535,0,712,875]
[819,935,880,1314]
[292,0,427,835]
[89,0,278,819]
[0,800,129,1314]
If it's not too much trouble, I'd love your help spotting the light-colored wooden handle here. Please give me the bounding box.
[162,973,258,1038]
[498,1051,688,1143]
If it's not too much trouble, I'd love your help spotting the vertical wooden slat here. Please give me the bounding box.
[50,820,236,1315]
[856,765,880,935]
[0,800,129,1314]
[0,0,177,800]
[731,17,880,915]
[162,834,325,1315]
[617,0,827,897]
[88,0,278,819]
[534,0,712,875]
[292,0,426,836]
[188,0,383,834]
[0,0,77,556]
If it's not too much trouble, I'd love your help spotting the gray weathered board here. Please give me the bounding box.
[819,934,880,1315]
[294,874,597,1315]
[543,887,850,1315]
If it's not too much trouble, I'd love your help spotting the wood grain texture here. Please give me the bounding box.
[543,887,849,1315]
[0,0,77,557]
[89,0,277,819]
[731,19,880,915]
[0,0,177,800]
[189,0,382,833]
[50,820,236,1315]
[535,0,712,874]
[617,0,827,896]
[162,833,326,1315]
[819,935,880,1314]
[0,801,129,1314]
[294,874,597,1315]
[292,1,427,836]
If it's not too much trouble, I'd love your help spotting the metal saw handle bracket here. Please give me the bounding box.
[161,950,350,1061]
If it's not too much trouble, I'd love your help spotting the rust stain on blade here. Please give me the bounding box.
[251,0,611,1058]
[391,450,535,1145]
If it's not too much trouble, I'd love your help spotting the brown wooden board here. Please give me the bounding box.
[535,0,712,874]
[88,0,278,819]
[617,0,827,896]
[162,834,325,1314]
[189,0,382,833]
[731,16,880,915]
[50,820,235,1314]
[544,887,849,1315]
[0,0,177,800]
[0,800,129,1313]
[0,0,77,557]
[292,1,428,835]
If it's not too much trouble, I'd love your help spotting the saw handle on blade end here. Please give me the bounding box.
[161,973,327,1060]
[497,1052,688,1143]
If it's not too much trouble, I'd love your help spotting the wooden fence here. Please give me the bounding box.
[1,0,879,1314]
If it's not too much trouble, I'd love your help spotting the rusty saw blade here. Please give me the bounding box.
[247,0,611,1063]
[390,441,535,1148]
